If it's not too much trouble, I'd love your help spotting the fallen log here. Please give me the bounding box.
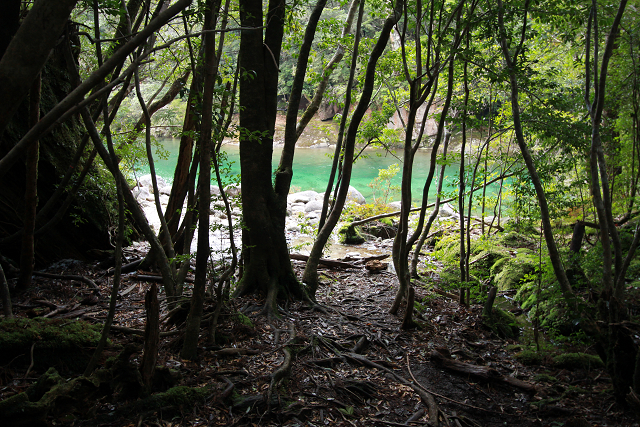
[430,350,536,392]
[129,273,195,283]
[33,271,101,296]
[289,253,360,269]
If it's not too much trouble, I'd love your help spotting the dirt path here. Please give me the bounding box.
[1,257,636,426]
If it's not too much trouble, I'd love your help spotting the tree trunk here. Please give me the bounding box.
[181,0,220,359]
[0,261,12,318]
[17,74,40,291]
[233,0,307,315]
[303,0,403,295]
[0,0,78,136]
[140,283,159,393]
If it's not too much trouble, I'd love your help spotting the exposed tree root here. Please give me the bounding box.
[267,322,296,405]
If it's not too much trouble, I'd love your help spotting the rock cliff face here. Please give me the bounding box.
[0,46,126,266]
[387,102,440,139]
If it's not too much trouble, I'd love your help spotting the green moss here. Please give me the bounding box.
[515,281,538,308]
[533,374,558,383]
[514,350,543,366]
[338,224,365,244]
[493,250,537,291]
[234,313,254,328]
[471,247,510,272]
[0,318,103,372]
[483,307,520,339]
[552,353,603,370]
[433,234,461,264]
[380,218,393,226]
[498,231,537,248]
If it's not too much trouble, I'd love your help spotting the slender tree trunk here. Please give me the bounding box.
[318,0,365,232]
[84,1,127,375]
[140,283,159,393]
[181,0,220,359]
[496,0,576,306]
[0,261,12,318]
[17,74,41,290]
[411,131,450,278]
[303,0,403,295]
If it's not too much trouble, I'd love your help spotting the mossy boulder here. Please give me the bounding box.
[123,385,210,415]
[234,312,254,328]
[433,234,461,264]
[339,223,365,244]
[483,307,520,339]
[514,349,543,366]
[552,353,603,370]
[497,231,537,249]
[0,318,103,372]
[492,250,537,291]
[0,367,100,426]
[470,247,510,272]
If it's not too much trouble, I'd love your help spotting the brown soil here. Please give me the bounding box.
[0,255,637,426]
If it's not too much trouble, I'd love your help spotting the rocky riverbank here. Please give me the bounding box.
[132,175,378,258]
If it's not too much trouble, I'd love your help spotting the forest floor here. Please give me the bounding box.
[1,250,639,427]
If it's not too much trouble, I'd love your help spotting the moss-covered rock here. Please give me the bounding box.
[492,250,537,291]
[498,231,537,249]
[483,307,520,339]
[0,367,100,426]
[552,353,603,370]
[514,350,543,366]
[234,312,254,328]
[433,234,461,264]
[123,385,210,415]
[0,318,103,372]
[339,223,365,244]
[471,247,510,272]
[533,373,558,383]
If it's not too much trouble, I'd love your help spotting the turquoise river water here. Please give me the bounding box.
[141,138,499,204]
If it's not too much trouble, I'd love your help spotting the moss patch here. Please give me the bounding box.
[514,350,543,366]
[234,313,254,328]
[0,318,103,372]
[339,224,365,244]
[498,231,537,248]
[552,353,603,370]
[123,385,210,415]
[483,307,520,339]
[492,250,537,291]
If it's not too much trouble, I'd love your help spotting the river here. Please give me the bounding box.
[142,138,482,204]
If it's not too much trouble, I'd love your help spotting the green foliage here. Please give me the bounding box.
[368,163,401,205]
[342,202,395,222]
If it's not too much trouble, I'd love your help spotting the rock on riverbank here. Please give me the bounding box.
[131,175,367,256]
